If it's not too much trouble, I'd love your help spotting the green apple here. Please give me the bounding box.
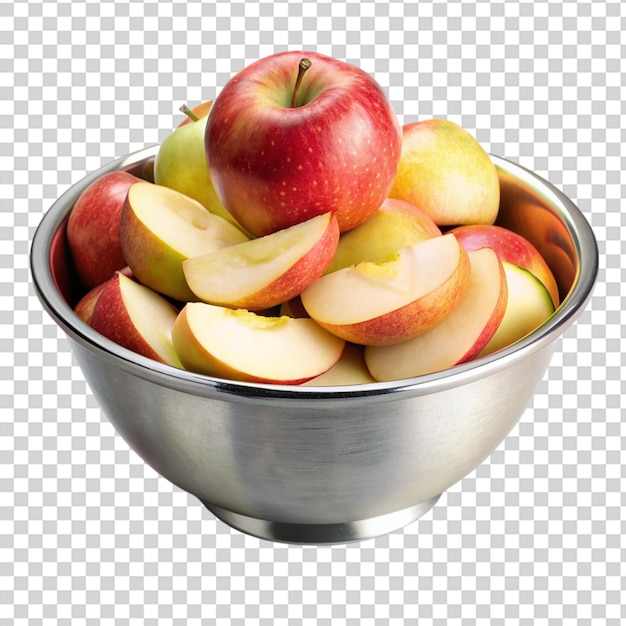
[172,302,345,385]
[389,118,500,226]
[153,102,241,228]
[364,247,508,380]
[478,262,555,357]
[119,181,249,302]
[325,198,441,274]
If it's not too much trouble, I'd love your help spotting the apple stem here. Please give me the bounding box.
[179,104,200,122]
[290,58,312,108]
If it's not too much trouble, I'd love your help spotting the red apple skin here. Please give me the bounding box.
[205,50,402,237]
[73,266,133,324]
[88,272,179,365]
[451,224,560,308]
[67,170,141,289]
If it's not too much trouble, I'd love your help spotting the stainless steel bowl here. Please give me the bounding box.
[31,145,598,544]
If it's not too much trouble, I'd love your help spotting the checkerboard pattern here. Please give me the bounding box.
[3,0,625,623]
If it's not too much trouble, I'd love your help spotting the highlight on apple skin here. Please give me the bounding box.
[300,233,471,346]
[172,302,346,385]
[389,118,500,227]
[364,247,508,381]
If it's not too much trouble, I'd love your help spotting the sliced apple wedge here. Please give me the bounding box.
[120,181,250,301]
[452,223,560,308]
[183,212,340,311]
[73,267,133,324]
[478,262,555,357]
[301,344,376,387]
[299,233,470,346]
[326,198,441,274]
[172,302,345,384]
[89,271,183,368]
[364,247,507,381]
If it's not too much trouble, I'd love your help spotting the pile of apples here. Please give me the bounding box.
[66,51,559,386]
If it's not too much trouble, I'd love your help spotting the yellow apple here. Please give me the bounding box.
[325,197,441,274]
[389,118,500,226]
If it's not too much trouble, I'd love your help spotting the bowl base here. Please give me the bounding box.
[202,495,441,544]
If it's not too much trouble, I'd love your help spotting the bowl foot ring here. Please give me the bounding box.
[202,495,441,544]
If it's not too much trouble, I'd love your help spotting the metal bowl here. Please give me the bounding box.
[31,145,598,544]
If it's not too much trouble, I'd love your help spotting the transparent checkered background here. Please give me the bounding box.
[2,0,624,623]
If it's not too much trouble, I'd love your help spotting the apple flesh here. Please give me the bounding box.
[300,233,471,346]
[205,50,402,236]
[183,212,339,311]
[88,271,183,368]
[67,170,141,289]
[301,344,376,386]
[389,118,500,226]
[451,223,560,309]
[478,262,555,357]
[364,247,508,381]
[172,302,346,385]
[119,181,249,302]
[154,102,242,227]
[326,198,441,274]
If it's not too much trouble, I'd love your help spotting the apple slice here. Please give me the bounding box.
[326,198,441,274]
[120,181,250,301]
[172,302,345,384]
[183,212,340,311]
[301,344,376,387]
[299,233,470,346]
[73,267,134,324]
[478,262,555,357]
[451,223,560,308]
[89,271,183,368]
[364,247,507,381]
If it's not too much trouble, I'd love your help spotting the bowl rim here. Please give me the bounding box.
[30,145,599,404]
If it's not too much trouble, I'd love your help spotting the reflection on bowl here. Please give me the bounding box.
[31,146,598,544]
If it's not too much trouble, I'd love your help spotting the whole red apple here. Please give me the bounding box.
[205,51,402,237]
[67,170,140,289]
